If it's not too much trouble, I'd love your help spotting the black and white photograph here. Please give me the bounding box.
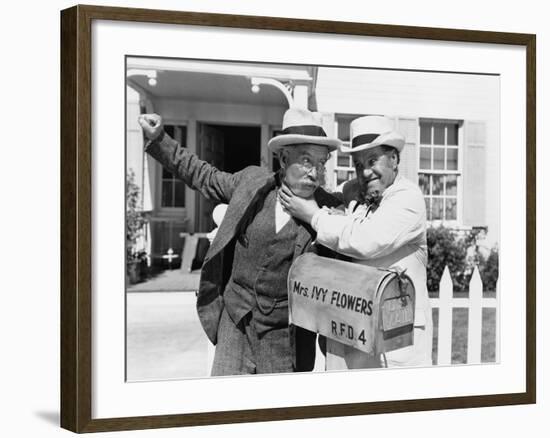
[125,56,500,381]
[3,0,545,436]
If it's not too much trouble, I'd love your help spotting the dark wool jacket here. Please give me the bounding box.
[146,132,341,345]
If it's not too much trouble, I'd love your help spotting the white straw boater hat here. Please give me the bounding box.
[268,108,341,153]
[341,115,405,154]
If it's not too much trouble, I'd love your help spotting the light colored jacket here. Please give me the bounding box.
[312,175,433,368]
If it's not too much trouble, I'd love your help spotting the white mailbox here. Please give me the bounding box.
[288,253,415,355]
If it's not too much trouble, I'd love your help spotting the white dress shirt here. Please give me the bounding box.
[275,193,291,233]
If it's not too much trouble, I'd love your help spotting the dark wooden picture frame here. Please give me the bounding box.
[60,4,536,433]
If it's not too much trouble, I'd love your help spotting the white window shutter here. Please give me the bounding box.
[395,117,418,182]
[462,121,487,227]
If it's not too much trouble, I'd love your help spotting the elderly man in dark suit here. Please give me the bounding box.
[138,108,341,376]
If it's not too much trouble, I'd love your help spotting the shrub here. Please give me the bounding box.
[427,226,498,293]
[478,246,499,292]
[427,226,471,292]
[126,169,146,261]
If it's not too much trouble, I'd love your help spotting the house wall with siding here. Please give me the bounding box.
[315,68,500,247]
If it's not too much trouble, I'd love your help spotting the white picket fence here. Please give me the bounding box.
[430,265,499,365]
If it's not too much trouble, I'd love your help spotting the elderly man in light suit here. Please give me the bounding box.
[280,115,433,369]
[139,108,341,376]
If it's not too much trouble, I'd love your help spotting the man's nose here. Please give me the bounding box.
[307,166,318,179]
[363,168,374,180]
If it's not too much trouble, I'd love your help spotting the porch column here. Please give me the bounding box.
[293,84,309,109]
[260,123,271,170]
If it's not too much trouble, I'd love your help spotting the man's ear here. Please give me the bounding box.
[390,150,399,168]
[278,149,288,168]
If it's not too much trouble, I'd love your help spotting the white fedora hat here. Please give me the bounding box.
[340,115,405,154]
[268,108,341,153]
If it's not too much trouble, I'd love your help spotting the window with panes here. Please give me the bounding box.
[418,119,461,222]
[333,115,360,187]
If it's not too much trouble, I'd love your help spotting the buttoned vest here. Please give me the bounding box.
[223,189,299,335]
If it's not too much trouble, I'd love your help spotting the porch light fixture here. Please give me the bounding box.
[250,77,294,107]
[126,68,158,87]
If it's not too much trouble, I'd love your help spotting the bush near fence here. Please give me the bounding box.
[427,225,499,293]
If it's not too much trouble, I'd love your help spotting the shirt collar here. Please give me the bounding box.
[381,173,403,201]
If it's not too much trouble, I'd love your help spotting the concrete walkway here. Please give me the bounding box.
[126,269,211,381]
[126,291,212,381]
[128,269,200,292]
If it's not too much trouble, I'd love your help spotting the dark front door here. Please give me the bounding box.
[196,123,225,232]
[196,123,262,232]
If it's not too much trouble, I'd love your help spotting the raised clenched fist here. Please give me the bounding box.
[138,113,164,140]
